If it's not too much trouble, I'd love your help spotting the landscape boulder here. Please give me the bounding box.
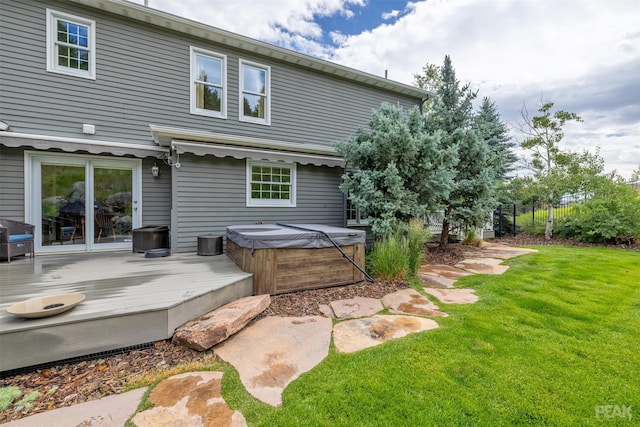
[172,294,270,351]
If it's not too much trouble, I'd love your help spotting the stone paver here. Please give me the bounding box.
[132,372,246,427]
[382,288,448,317]
[5,388,147,427]
[333,315,439,353]
[455,258,509,274]
[215,316,332,406]
[329,296,383,319]
[423,288,479,304]
[318,304,335,318]
[173,294,271,351]
[419,264,474,279]
[418,273,457,288]
[465,245,538,259]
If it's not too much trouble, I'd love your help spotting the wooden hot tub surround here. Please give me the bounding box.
[225,224,366,295]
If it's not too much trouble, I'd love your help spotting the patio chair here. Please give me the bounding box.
[59,214,85,243]
[95,207,116,242]
[0,218,35,263]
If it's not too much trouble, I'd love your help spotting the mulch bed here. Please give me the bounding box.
[1,235,637,422]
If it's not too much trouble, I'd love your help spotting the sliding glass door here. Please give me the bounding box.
[29,153,141,253]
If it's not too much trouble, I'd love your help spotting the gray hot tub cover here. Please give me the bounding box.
[226,224,365,249]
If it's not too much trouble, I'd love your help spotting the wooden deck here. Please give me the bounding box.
[0,252,253,372]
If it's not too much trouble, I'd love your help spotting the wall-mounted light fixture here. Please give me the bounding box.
[0,120,9,131]
[151,163,159,177]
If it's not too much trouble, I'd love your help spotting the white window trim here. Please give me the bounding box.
[246,160,296,207]
[239,59,271,126]
[190,46,227,118]
[46,9,96,80]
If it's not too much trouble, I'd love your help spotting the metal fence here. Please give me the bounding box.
[494,194,586,237]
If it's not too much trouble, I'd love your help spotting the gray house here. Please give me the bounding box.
[0,0,427,255]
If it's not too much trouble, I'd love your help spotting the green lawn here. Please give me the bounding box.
[223,246,640,426]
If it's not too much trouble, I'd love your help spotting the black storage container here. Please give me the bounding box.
[198,234,223,256]
[133,225,169,253]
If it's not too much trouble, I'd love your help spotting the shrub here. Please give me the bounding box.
[462,229,483,246]
[367,218,429,281]
[406,218,430,278]
[556,182,640,243]
[367,232,407,280]
[0,386,21,411]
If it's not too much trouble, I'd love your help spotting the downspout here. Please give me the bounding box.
[419,95,430,114]
[342,162,347,227]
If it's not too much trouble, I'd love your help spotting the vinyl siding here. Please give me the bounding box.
[1,0,421,150]
[172,154,343,253]
[141,158,171,227]
[0,147,26,220]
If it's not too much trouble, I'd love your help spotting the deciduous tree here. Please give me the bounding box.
[517,100,584,239]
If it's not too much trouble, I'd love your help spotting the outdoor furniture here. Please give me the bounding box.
[95,207,115,242]
[59,214,85,243]
[0,218,35,263]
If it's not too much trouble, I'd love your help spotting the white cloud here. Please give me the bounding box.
[149,0,363,42]
[382,9,400,20]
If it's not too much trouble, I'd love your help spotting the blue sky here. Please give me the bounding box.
[313,1,412,47]
[145,0,639,179]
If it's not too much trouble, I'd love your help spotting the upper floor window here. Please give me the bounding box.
[240,60,270,125]
[246,161,295,207]
[46,9,96,79]
[190,47,226,118]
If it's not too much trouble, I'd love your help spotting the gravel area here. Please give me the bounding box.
[2,236,637,422]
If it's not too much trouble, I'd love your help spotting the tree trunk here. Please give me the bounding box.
[545,143,553,241]
[440,218,450,247]
[545,205,553,240]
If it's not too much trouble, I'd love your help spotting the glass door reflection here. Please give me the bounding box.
[93,167,133,245]
[41,164,86,246]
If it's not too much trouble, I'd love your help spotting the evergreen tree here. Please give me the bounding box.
[424,55,498,246]
[335,103,456,235]
[473,97,517,179]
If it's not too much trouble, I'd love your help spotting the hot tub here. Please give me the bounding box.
[226,224,366,295]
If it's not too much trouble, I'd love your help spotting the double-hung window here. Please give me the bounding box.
[247,161,295,207]
[190,47,226,118]
[240,60,270,125]
[346,196,369,225]
[46,10,96,79]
